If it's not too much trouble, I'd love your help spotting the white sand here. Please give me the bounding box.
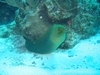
[0,33,100,75]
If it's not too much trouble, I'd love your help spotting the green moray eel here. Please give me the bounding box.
[24,25,66,54]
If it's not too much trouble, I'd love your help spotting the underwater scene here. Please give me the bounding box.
[0,0,100,75]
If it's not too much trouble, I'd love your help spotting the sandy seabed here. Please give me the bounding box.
[0,33,100,75]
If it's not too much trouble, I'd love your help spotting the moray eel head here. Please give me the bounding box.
[50,25,66,44]
[25,24,66,54]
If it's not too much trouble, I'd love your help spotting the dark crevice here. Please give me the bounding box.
[0,2,18,25]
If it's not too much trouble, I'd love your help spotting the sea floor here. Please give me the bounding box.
[0,33,100,75]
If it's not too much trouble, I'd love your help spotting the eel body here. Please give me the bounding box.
[25,25,66,54]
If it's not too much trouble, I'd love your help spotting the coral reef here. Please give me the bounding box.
[45,0,78,22]
[0,0,100,49]
[14,0,78,49]
[0,22,16,38]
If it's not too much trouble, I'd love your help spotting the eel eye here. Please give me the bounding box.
[57,28,64,34]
